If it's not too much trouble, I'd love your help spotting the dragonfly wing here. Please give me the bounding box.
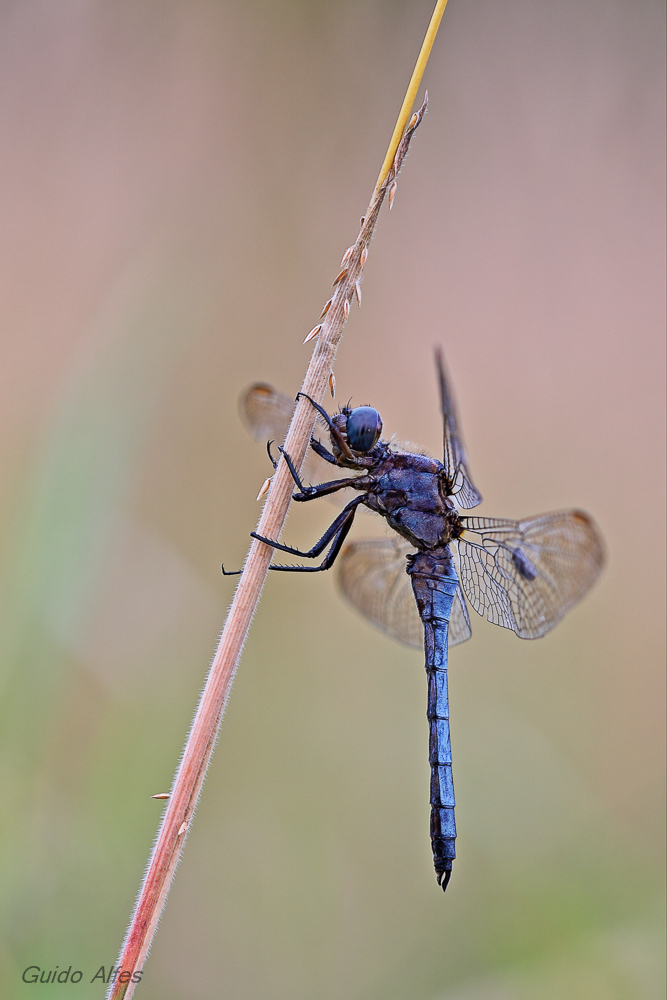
[456,509,605,638]
[239,383,295,445]
[449,585,472,646]
[337,537,423,648]
[436,348,482,509]
[337,537,471,648]
[239,383,354,500]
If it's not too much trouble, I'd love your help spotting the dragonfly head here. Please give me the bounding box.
[340,405,383,454]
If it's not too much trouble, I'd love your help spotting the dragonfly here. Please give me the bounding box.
[231,351,605,891]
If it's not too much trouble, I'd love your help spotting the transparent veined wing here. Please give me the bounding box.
[239,382,294,445]
[337,537,472,649]
[456,509,605,639]
[436,348,482,510]
[239,383,355,500]
[449,545,473,643]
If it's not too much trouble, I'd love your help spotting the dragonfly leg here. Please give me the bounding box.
[293,476,370,502]
[270,504,359,572]
[221,563,242,576]
[277,446,311,494]
[252,496,364,572]
[266,440,278,470]
[277,446,364,502]
[251,495,363,558]
[310,436,336,465]
[296,391,355,460]
[295,391,335,431]
[223,496,363,576]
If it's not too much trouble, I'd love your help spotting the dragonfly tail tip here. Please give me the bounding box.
[439,868,452,893]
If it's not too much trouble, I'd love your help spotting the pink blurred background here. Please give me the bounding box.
[0,2,664,998]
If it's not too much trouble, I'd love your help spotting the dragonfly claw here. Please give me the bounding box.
[221,563,242,576]
[266,440,278,469]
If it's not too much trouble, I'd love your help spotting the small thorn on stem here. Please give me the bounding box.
[360,247,368,268]
[256,477,271,501]
[340,246,353,265]
[178,822,188,836]
[354,280,362,305]
[388,181,397,209]
[343,299,350,318]
[408,112,419,130]
[151,793,170,800]
[319,299,332,319]
[360,216,365,226]
[303,324,322,344]
[329,372,336,397]
[332,267,348,286]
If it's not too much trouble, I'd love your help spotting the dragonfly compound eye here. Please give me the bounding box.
[346,406,382,453]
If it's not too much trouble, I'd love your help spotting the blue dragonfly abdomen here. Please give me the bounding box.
[408,545,459,890]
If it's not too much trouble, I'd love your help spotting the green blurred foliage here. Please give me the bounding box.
[0,1,663,998]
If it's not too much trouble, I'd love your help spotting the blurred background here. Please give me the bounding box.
[0,1,664,997]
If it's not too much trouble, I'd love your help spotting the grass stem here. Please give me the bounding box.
[373,0,449,198]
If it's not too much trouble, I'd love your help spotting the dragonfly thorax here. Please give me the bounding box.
[361,450,464,550]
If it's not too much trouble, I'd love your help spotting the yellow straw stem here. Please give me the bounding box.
[373,0,449,198]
